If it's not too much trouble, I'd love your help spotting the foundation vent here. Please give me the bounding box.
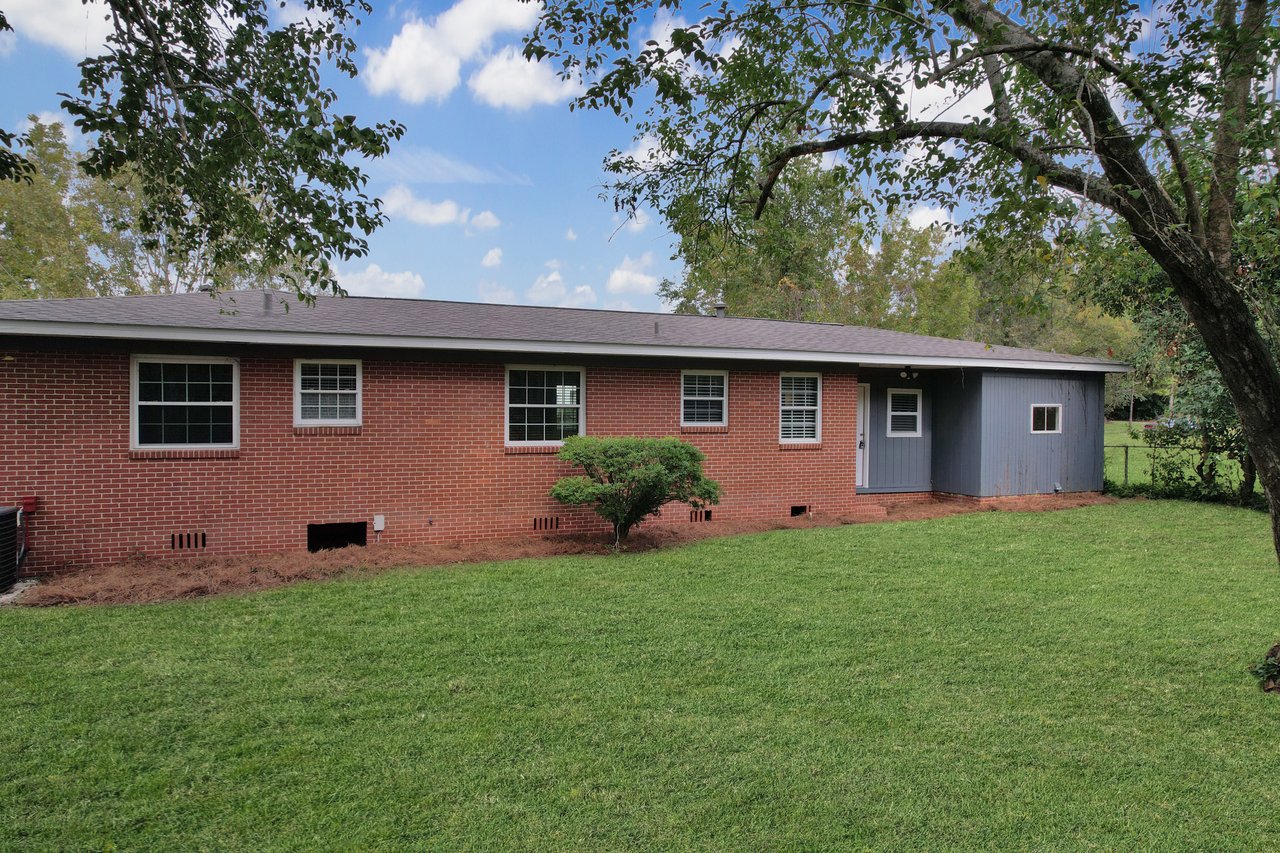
[690,509,713,522]
[307,522,367,552]
[533,516,561,532]
[171,531,208,551]
[790,505,810,518]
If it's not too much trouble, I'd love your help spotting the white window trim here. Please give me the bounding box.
[886,387,923,438]
[293,358,362,427]
[1030,402,1064,434]
[504,364,586,447]
[130,354,240,450]
[680,369,729,427]
[779,371,822,443]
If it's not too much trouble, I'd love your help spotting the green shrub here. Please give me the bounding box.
[1248,644,1280,692]
[551,436,721,545]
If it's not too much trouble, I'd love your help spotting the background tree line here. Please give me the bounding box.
[1,117,267,298]
[658,155,1148,416]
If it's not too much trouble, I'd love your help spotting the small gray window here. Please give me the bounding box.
[1031,404,1062,434]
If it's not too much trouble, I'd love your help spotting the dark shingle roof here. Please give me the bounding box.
[0,290,1128,372]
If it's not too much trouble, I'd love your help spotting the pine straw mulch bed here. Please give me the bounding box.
[16,493,1115,607]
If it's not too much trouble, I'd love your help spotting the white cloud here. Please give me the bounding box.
[363,0,540,104]
[382,185,501,231]
[468,45,580,110]
[624,209,652,234]
[0,30,15,57]
[382,184,468,227]
[273,0,333,27]
[339,264,427,299]
[647,9,688,54]
[364,18,461,103]
[906,205,951,230]
[374,145,529,185]
[716,34,743,61]
[621,134,671,169]
[894,57,993,125]
[469,209,501,230]
[481,247,503,268]
[3,0,112,58]
[544,258,562,270]
[605,253,659,296]
[478,280,517,303]
[565,228,577,241]
[527,270,597,307]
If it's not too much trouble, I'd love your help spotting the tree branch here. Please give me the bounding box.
[755,121,1124,216]
[981,55,1013,124]
[927,38,1204,243]
[1207,0,1269,270]
[790,68,906,127]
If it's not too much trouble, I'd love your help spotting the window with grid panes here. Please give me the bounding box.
[134,358,237,447]
[506,368,584,443]
[681,371,727,426]
[296,361,360,425]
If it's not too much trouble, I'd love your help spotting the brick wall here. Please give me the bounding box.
[0,348,863,573]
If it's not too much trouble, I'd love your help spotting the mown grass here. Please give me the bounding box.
[2,501,1278,850]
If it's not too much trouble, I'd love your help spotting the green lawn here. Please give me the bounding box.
[3,501,1279,850]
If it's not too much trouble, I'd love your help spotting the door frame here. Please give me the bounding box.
[856,383,870,488]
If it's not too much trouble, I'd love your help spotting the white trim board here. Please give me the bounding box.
[0,320,1131,373]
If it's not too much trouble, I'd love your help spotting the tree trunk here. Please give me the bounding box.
[1242,452,1258,506]
[944,0,1280,562]
[1137,236,1280,562]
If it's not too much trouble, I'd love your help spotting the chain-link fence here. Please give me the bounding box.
[1105,441,1263,504]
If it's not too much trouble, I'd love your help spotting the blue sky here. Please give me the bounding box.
[0,0,682,311]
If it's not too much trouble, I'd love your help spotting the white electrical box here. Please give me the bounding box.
[372,514,386,532]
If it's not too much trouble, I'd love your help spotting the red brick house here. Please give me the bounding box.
[0,290,1126,575]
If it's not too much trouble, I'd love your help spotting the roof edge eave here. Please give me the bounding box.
[0,320,1132,373]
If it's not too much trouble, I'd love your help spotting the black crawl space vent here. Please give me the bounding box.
[171,531,207,551]
[532,516,560,532]
[307,522,367,552]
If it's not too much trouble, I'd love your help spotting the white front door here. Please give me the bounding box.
[856,383,870,488]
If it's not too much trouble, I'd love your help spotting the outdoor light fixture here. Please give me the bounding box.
[899,367,919,380]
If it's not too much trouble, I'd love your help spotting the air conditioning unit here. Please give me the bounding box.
[0,507,25,593]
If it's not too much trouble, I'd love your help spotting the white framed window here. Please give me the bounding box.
[1031,403,1063,434]
[294,359,362,426]
[131,355,239,449]
[886,388,923,437]
[779,372,821,442]
[506,366,585,445]
[681,370,728,426]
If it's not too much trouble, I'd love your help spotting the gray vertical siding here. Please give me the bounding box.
[860,369,932,493]
[930,369,984,495]
[978,371,1105,496]
[851,367,1107,498]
